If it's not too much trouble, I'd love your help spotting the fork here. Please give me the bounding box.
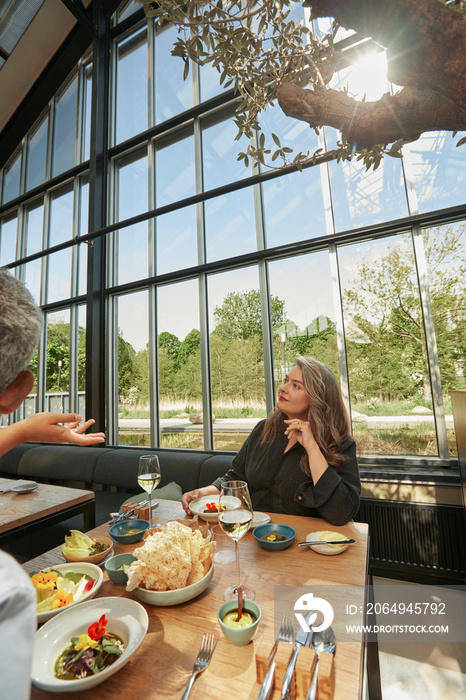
[181,633,217,699]
[257,614,294,700]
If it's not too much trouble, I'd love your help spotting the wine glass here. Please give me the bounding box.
[218,480,255,601]
[137,455,161,528]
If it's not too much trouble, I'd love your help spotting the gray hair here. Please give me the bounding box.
[0,268,43,395]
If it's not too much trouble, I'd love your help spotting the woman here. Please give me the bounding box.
[182,356,360,526]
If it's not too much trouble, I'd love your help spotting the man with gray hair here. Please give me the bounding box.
[0,268,105,700]
[0,267,105,456]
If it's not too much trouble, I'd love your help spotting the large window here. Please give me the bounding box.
[1,2,465,467]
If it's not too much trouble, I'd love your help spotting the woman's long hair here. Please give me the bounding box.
[262,356,350,473]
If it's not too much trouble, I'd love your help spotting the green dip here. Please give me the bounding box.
[222,611,256,628]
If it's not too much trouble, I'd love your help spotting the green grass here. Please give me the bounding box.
[119,404,267,420]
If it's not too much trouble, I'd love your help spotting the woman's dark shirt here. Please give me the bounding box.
[212,419,361,525]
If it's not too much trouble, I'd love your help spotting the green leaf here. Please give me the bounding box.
[456,136,466,147]
[272,133,281,147]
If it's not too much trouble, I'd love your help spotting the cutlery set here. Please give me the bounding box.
[257,614,336,700]
[109,499,153,524]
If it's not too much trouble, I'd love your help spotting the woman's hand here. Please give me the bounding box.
[284,418,316,452]
[181,485,219,514]
[284,418,329,483]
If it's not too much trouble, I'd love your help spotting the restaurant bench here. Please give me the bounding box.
[0,443,233,522]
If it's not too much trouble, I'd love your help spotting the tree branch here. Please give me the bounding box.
[276,83,461,148]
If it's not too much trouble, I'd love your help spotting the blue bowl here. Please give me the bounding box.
[252,523,296,550]
[108,519,150,544]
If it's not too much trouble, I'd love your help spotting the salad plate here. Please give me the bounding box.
[32,562,104,623]
[32,597,148,692]
[189,494,241,522]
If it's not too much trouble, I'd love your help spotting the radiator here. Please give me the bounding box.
[355,499,466,581]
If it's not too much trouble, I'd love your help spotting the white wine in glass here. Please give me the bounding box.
[218,480,255,601]
[137,455,161,527]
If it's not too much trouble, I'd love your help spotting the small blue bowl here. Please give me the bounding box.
[108,519,150,544]
[252,523,296,550]
[105,553,137,585]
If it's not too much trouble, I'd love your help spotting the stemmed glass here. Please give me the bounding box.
[137,455,161,528]
[218,480,255,601]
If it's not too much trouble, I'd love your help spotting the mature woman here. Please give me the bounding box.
[182,356,360,526]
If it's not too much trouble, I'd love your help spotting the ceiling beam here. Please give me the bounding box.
[60,0,97,37]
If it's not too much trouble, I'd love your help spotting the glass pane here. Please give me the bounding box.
[78,180,89,296]
[155,26,193,124]
[202,115,252,190]
[45,310,71,410]
[117,290,149,446]
[204,188,256,262]
[207,266,267,449]
[338,233,437,456]
[47,189,73,302]
[155,133,195,206]
[0,215,18,265]
[117,151,148,221]
[156,205,197,275]
[24,201,44,257]
[407,131,466,213]
[157,280,203,449]
[83,64,93,163]
[26,117,48,191]
[47,249,72,303]
[260,102,326,246]
[115,30,148,144]
[116,151,149,284]
[50,186,73,246]
[24,260,42,305]
[327,136,408,231]
[78,305,86,398]
[268,252,339,383]
[199,61,230,103]
[52,77,78,176]
[3,150,21,204]
[116,0,140,23]
[421,221,466,456]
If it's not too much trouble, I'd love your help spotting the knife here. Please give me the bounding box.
[297,539,355,546]
[280,611,313,699]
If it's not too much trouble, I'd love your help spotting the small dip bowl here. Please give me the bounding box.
[105,553,137,585]
[217,599,261,646]
[252,523,296,551]
[108,519,150,544]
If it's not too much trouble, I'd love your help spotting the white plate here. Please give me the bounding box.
[32,597,148,692]
[305,531,351,556]
[32,562,104,623]
[12,482,38,493]
[189,495,241,522]
[252,512,271,527]
[132,563,214,606]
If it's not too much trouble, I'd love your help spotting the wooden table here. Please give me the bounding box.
[24,500,369,700]
[0,478,95,546]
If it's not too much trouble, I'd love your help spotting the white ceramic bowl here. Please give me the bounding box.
[32,597,148,692]
[34,562,104,624]
[305,530,351,555]
[189,495,241,522]
[132,563,214,606]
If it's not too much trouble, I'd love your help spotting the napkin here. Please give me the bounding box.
[0,480,38,493]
